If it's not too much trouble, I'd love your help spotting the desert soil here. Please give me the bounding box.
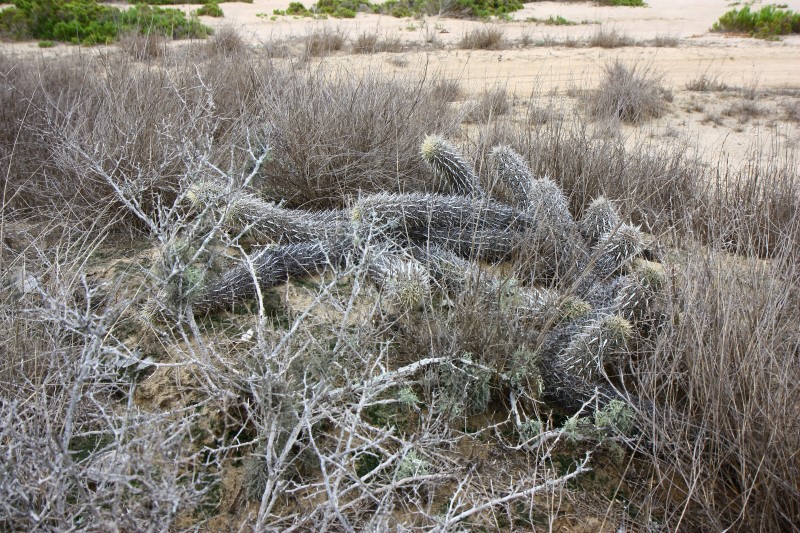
[204,0,800,170]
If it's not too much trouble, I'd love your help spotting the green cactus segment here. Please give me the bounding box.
[488,145,535,210]
[187,181,344,243]
[538,312,634,411]
[192,238,353,313]
[420,135,484,197]
[607,261,666,322]
[558,314,633,383]
[529,177,575,233]
[367,252,431,310]
[592,224,646,281]
[179,136,664,422]
[412,245,559,321]
[579,196,621,246]
[352,193,527,261]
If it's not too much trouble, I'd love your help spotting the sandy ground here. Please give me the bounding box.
[2,0,799,169]
[200,0,800,169]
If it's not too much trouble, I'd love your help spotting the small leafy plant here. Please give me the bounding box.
[0,0,210,44]
[712,5,800,39]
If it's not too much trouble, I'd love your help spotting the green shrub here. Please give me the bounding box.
[712,5,800,38]
[0,0,210,44]
[286,1,310,15]
[598,0,644,5]
[195,2,224,17]
[37,39,54,47]
[127,0,249,3]
[311,0,523,19]
[119,4,210,40]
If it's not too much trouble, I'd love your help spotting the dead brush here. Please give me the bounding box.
[464,87,510,123]
[459,26,506,49]
[204,24,249,57]
[256,69,460,208]
[586,59,671,124]
[303,28,346,57]
[685,72,729,92]
[587,27,635,48]
[117,30,167,60]
[633,247,800,531]
[351,32,404,53]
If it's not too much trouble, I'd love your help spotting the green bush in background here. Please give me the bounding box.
[0,0,210,44]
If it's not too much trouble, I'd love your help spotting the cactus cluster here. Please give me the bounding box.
[178,137,664,416]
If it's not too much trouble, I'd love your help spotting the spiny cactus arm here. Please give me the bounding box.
[426,226,519,262]
[187,181,345,243]
[192,237,353,314]
[352,193,530,260]
[411,245,561,320]
[420,135,484,197]
[575,223,646,298]
[528,177,575,231]
[590,224,647,282]
[556,314,633,384]
[602,260,665,322]
[353,193,525,233]
[488,145,535,210]
[578,196,621,246]
[365,250,432,310]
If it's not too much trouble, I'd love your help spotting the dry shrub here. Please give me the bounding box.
[464,87,510,123]
[587,27,635,48]
[352,32,404,53]
[586,59,671,124]
[650,33,680,47]
[205,24,248,57]
[304,28,346,57]
[722,100,765,123]
[784,99,800,121]
[459,26,506,49]
[430,78,462,102]
[257,69,461,208]
[0,50,273,230]
[685,72,729,92]
[351,31,378,53]
[117,30,167,60]
[634,249,800,531]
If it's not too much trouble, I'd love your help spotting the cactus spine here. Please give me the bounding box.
[488,145,535,210]
[420,135,484,197]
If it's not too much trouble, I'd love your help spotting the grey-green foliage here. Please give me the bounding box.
[420,134,484,197]
[594,399,635,434]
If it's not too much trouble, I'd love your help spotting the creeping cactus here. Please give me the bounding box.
[179,136,663,416]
